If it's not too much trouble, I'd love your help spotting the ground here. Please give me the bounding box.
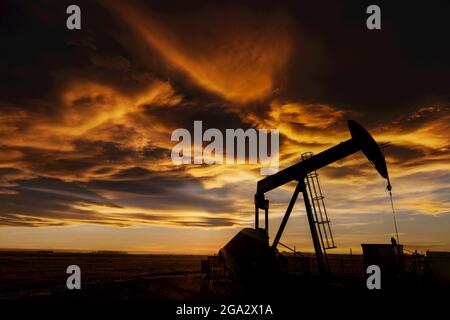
[0,251,207,299]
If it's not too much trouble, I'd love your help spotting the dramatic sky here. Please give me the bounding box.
[0,0,449,254]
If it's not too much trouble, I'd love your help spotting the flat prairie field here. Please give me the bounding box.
[0,251,207,300]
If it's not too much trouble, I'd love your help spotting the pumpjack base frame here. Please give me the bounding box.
[255,179,327,276]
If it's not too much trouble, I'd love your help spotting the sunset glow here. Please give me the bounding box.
[0,0,449,255]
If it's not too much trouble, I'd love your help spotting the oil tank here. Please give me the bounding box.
[361,243,405,279]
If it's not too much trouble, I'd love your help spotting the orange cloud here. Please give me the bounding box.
[104,1,292,103]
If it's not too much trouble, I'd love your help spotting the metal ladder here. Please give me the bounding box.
[301,152,336,258]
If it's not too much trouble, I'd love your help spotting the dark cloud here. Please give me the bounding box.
[321,165,366,180]
[0,173,239,227]
[88,166,238,214]
[87,169,195,196]
[279,1,450,121]
[1,142,137,179]
[0,177,119,226]
[142,102,250,132]
[386,145,425,161]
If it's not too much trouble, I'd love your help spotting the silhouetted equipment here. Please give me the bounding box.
[362,243,405,283]
[255,120,389,276]
[218,228,283,285]
[220,120,391,281]
[302,151,335,271]
[380,142,400,244]
[391,237,398,246]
